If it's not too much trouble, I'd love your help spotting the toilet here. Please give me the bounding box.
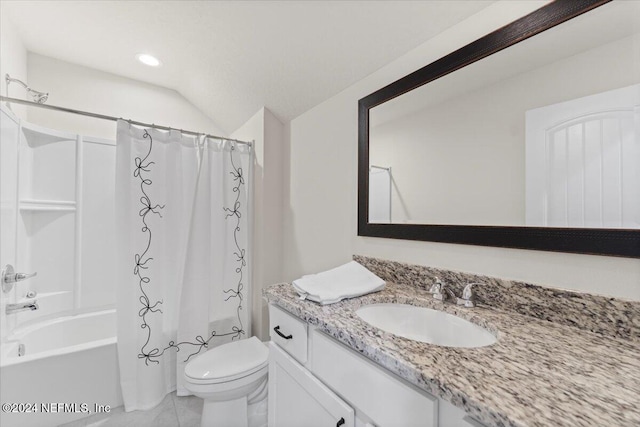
[184,336,269,427]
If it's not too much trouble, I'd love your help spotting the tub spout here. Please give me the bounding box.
[6,300,38,315]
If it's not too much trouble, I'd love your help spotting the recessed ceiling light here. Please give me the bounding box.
[136,53,161,67]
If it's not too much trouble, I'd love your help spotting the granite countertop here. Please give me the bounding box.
[263,281,640,427]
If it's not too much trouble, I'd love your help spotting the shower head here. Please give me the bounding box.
[28,88,48,104]
[5,74,49,104]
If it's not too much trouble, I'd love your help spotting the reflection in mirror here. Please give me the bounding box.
[368,1,639,229]
[368,165,392,223]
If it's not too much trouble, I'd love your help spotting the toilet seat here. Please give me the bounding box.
[184,336,269,385]
[183,337,270,426]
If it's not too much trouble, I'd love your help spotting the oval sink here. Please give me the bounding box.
[356,303,496,348]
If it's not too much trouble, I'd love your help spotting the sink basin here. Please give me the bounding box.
[356,303,496,348]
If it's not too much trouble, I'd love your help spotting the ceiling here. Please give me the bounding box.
[3,0,493,134]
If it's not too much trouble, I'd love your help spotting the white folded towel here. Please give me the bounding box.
[292,261,385,305]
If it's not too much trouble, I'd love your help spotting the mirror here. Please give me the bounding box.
[358,0,640,258]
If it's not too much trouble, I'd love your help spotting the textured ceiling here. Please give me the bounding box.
[3,0,493,133]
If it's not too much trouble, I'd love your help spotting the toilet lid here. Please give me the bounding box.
[184,336,269,383]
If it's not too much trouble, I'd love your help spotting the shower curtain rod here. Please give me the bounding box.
[0,95,252,147]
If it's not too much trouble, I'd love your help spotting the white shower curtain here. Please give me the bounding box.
[115,121,251,411]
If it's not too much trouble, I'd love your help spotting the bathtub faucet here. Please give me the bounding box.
[6,300,38,315]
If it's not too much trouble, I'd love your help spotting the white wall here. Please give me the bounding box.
[284,1,640,301]
[1,10,28,117]
[26,54,224,140]
[231,107,285,341]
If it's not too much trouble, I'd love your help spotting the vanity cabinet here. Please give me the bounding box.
[268,304,354,427]
[268,304,486,427]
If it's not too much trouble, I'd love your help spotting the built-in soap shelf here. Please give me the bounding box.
[19,199,76,212]
[21,122,77,147]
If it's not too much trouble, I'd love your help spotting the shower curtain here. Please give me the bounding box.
[115,121,251,411]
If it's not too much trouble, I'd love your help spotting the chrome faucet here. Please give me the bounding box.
[458,283,477,308]
[429,278,478,308]
[429,278,457,302]
[6,300,39,315]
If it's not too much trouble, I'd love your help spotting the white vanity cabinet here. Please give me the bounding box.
[268,305,354,427]
[268,304,487,427]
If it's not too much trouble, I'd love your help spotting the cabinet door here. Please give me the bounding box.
[311,330,437,427]
[268,342,354,427]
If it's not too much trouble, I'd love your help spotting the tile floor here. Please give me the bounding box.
[59,393,202,427]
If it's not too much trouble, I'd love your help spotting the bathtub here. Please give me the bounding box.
[0,309,123,427]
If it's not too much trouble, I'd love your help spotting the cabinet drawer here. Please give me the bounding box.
[269,304,308,364]
[311,330,438,427]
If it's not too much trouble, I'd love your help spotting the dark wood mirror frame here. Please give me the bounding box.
[358,0,639,258]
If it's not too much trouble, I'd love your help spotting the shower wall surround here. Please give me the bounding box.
[0,106,117,334]
[354,255,640,341]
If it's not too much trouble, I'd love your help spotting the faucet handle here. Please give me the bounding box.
[458,283,480,308]
[429,278,446,301]
[463,283,477,299]
[429,277,443,294]
[14,272,37,282]
[430,278,455,301]
[2,264,38,293]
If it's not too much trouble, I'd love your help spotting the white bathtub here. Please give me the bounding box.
[0,309,123,427]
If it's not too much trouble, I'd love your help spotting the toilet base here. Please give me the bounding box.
[198,376,268,427]
[201,397,248,427]
[184,339,269,427]
[199,394,267,427]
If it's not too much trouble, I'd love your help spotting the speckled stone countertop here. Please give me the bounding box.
[263,279,640,427]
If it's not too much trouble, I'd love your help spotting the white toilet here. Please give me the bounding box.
[184,336,269,427]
